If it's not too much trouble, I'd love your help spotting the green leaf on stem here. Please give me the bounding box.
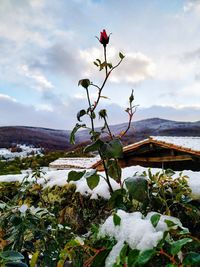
[77,109,86,122]
[183,252,200,265]
[170,238,192,256]
[0,251,24,261]
[85,170,100,190]
[119,52,125,60]
[93,61,99,67]
[113,213,121,226]
[107,63,113,69]
[70,123,86,144]
[100,139,123,159]
[107,159,121,182]
[68,170,86,182]
[100,95,109,99]
[125,176,148,202]
[150,214,161,228]
[128,249,140,266]
[129,89,134,103]
[78,79,90,89]
[99,62,107,71]
[136,249,156,265]
[84,139,104,153]
[91,249,110,267]
[5,263,28,267]
[96,59,101,64]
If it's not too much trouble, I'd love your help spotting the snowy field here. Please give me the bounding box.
[0,165,200,200]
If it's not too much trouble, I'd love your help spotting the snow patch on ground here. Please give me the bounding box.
[0,166,200,200]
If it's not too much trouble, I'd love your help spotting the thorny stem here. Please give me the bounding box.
[159,249,178,266]
[103,117,113,140]
[119,102,137,138]
[86,87,95,132]
[84,247,106,267]
[104,46,108,76]
[85,70,113,193]
[99,150,114,193]
[90,58,124,113]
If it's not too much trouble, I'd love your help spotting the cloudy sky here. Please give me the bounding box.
[0,0,200,130]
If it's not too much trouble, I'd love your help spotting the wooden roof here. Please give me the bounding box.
[92,136,200,169]
[123,136,200,157]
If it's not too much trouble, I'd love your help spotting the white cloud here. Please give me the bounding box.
[183,0,200,13]
[0,94,16,102]
[0,93,199,130]
[80,47,156,84]
[181,82,200,96]
[19,65,54,91]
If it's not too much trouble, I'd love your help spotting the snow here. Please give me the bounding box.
[99,210,185,267]
[0,144,42,160]
[49,156,100,170]
[0,165,200,200]
[150,136,200,152]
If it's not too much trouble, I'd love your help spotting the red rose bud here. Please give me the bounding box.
[100,29,109,46]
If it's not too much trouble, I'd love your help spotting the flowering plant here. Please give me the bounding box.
[69,29,136,192]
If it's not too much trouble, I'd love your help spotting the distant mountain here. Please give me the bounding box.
[0,118,200,150]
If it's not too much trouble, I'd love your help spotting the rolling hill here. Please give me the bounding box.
[0,118,200,151]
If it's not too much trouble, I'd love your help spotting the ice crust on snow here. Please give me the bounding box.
[0,165,200,200]
[99,210,184,267]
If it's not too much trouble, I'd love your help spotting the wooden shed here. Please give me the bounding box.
[92,136,200,171]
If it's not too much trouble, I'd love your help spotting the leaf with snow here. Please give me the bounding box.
[68,170,86,182]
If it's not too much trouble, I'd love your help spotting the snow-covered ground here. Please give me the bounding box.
[0,165,199,200]
[0,144,42,160]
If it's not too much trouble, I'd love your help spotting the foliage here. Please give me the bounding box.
[0,151,66,175]
[1,29,200,267]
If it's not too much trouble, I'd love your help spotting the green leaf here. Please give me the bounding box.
[165,264,177,267]
[68,170,86,182]
[107,63,113,69]
[77,109,86,122]
[91,249,110,267]
[183,252,200,265]
[70,123,86,144]
[164,218,184,229]
[99,62,107,71]
[129,89,134,103]
[150,214,161,228]
[96,59,101,64]
[170,238,192,256]
[136,249,156,265]
[128,249,140,266]
[119,244,128,263]
[125,176,148,202]
[108,189,126,209]
[93,61,99,67]
[0,251,24,261]
[78,79,90,89]
[5,263,28,267]
[107,159,121,182]
[119,52,125,60]
[100,139,123,159]
[84,139,104,153]
[30,251,39,267]
[113,213,121,226]
[100,95,109,99]
[85,170,100,190]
